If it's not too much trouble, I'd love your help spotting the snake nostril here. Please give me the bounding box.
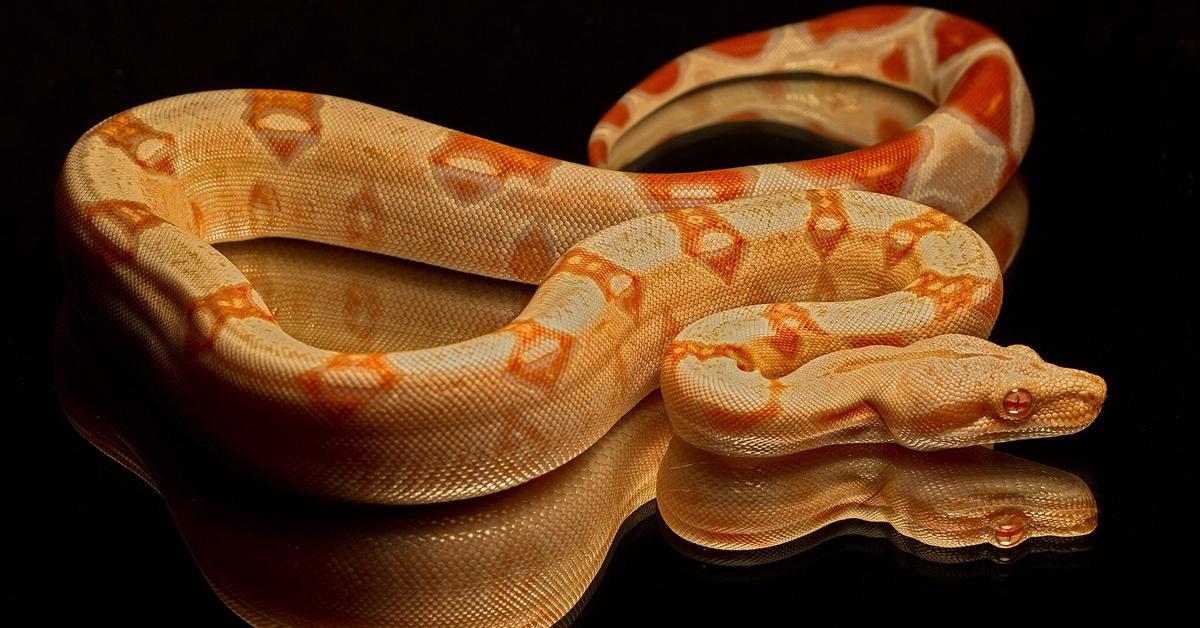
[1083,390,1105,413]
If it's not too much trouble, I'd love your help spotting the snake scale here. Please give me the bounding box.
[56,2,1105,521]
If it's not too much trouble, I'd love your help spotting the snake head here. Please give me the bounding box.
[878,335,1106,449]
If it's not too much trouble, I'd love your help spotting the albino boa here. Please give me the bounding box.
[55,5,1103,507]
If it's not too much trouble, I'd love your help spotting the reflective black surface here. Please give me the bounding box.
[6,0,1197,623]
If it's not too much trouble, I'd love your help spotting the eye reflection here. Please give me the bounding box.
[993,511,1030,547]
[1003,387,1034,418]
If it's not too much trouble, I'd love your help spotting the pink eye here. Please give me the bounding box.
[1002,388,1033,418]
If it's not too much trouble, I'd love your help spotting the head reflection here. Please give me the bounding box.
[656,438,1097,554]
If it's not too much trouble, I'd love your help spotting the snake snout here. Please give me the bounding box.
[1074,369,1107,415]
[1053,367,1107,423]
[1012,365,1107,437]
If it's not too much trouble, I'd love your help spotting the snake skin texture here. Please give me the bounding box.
[55,4,1102,517]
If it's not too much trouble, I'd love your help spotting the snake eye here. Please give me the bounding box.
[1001,388,1033,419]
[994,511,1029,547]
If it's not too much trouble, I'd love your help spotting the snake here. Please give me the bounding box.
[55,3,1105,514]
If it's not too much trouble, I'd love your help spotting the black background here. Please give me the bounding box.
[4,0,1197,624]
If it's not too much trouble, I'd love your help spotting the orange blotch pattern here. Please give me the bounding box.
[637,60,681,95]
[712,379,785,429]
[248,181,281,231]
[933,13,996,63]
[189,201,206,237]
[600,102,631,129]
[346,184,382,245]
[497,409,545,455]
[84,200,165,264]
[504,320,575,390]
[666,341,758,372]
[763,303,828,359]
[186,283,275,352]
[587,140,608,166]
[906,271,997,321]
[877,116,907,141]
[789,130,923,196]
[664,205,747,283]
[639,169,755,208]
[848,333,908,348]
[670,341,787,429]
[343,281,382,343]
[660,309,687,343]
[548,249,643,318]
[298,353,399,417]
[705,29,772,58]
[946,55,1012,144]
[94,113,176,175]
[880,46,910,82]
[883,210,953,265]
[509,224,554,283]
[804,189,850,257]
[975,275,1004,321]
[430,132,560,205]
[244,90,322,163]
[807,6,912,43]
